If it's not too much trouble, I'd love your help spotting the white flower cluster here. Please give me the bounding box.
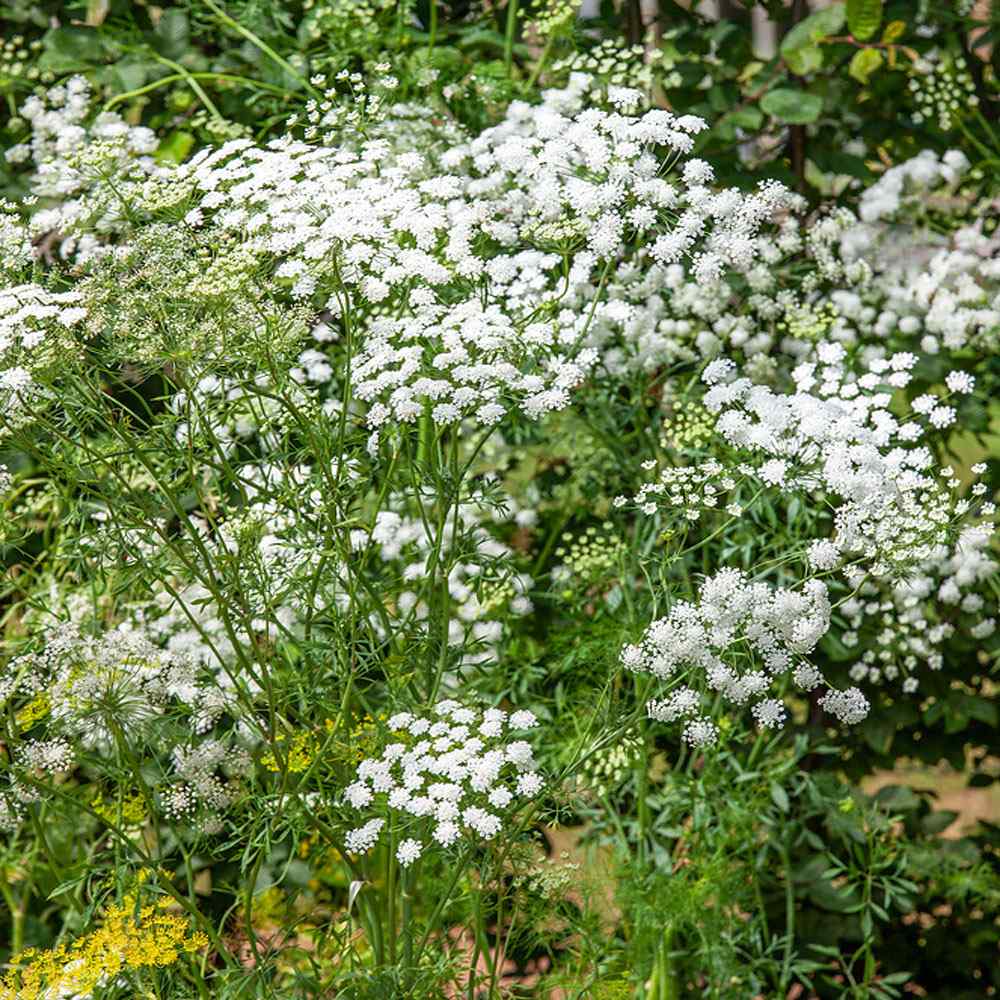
[1,620,261,832]
[839,520,998,692]
[0,284,86,435]
[829,149,1000,358]
[616,457,743,521]
[840,234,1000,358]
[162,738,252,830]
[352,302,599,438]
[703,344,984,579]
[463,77,794,279]
[0,199,32,280]
[551,197,857,376]
[857,148,970,224]
[159,75,795,447]
[342,701,543,864]
[5,75,160,263]
[622,568,868,746]
[16,737,75,774]
[1,621,243,750]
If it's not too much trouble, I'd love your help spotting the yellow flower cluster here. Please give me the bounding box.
[328,713,391,766]
[0,896,207,1000]
[554,523,624,586]
[530,0,581,39]
[778,301,839,342]
[15,692,50,730]
[260,730,319,773]
[91,788,147,827]
[660,400,715,452]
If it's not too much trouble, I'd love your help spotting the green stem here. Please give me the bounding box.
[386,823,397,965]
[200,0,321,99]
[102,71,289,114]
[428,0,438,50]
[777,835,796,994]
[0,878,25,955]
[145,51,224,120]
[655,925,679,1000]
[526,33,555,89]
[504,0,520,75]
[635,675,650,868]
[401,861,415,978]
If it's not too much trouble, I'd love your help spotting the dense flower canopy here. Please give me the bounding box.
[1,2,999,997]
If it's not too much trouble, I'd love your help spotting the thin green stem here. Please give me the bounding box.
[526,33,555,89]
[777,835,796,994]
[428,0,438,50]
[102,71,289,114]
[504,0,520,75]
[200,0,321,99]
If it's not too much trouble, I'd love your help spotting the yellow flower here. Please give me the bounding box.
[15,692,50,730]
[91,788,147,827]
[260,730,318,773]
[0,895,207,1000]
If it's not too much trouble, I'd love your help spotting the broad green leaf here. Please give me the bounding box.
[847,0,882,41]
[921,810,959,835]
[784,42,824,76]
[770,781,790,812]
[155,9,191,60]
[881,19,906,44]
[40,26,109,71]
[100,60,150,93]
[849,47,884,84]
[760,88,824,124]
[781,3,847,60]
[874,784,921,812]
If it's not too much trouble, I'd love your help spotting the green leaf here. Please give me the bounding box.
[847,0,882,41]
[881,972,915,986]
[154,9,190,60]
[39,26,108,71]
[770,782,790,812]
[760,88,824,124]
[881,19,906,44]
[874,784,921,812]
[921,810,959,835]
[728,107,763,130]
[781,4,846,74]
[964,696,998,726]
[48,873,90,899]
[784,43,824,75]
[809,876,860,912]
[849,46,884,84]
[99,59,152,93]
